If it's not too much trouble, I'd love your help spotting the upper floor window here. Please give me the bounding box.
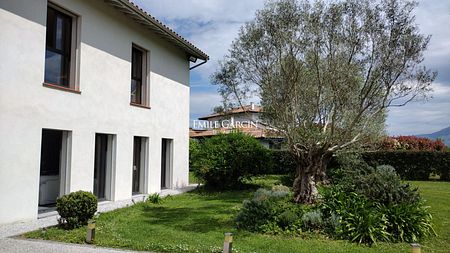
[44,5,79,91]
[131,45,149,107]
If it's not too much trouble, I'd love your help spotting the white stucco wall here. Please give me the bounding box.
[0,0,190,224]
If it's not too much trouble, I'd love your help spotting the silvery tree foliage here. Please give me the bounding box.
[212,0,435,203]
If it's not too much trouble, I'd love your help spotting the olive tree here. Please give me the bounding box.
[212,0,435,203]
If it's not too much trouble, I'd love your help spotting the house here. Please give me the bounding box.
[0,0,208,224]
[190,103,283,149]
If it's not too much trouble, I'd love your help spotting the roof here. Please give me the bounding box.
[104,0,209,61]
[189,123,282,139]
[190,127,268,139]
[198,104,262,120]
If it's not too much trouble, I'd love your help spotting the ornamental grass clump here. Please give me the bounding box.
[321,164,435,245]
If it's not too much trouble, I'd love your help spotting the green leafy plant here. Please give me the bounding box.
[56,191,97,229]
[191,132,271,189]
[236,188,304,234]
[189,139,200,169]
[321,164,436,245]
[301,210,324,231]
[333,164,420,205]
[321,189,389,245]
[382,202,435,242]
[362,151,450,181]
[147,193,163,204]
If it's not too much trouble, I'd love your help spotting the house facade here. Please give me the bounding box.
[0,0,208,224]
[190,103,283,149]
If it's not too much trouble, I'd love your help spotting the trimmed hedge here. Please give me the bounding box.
[266,150,450,181]
[190,135,450,181]
[361,151,450,181]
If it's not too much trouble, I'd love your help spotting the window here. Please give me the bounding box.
[130,45,149,106]
[44,5,78,90]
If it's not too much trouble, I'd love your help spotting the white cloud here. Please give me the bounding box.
[132,0,450,135]
[190,91,222,118]
[387,82,450,135]
[132,0,264,80]
[131,0,264,23]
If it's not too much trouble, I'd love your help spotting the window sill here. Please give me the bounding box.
[130,102,151,109]
[43,83,81,94]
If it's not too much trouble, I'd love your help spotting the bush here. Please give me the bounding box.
[382,202,435,242]
[147,193,163,204]
[236,188,303,234]
[362,151,450,181]
[189,139,200,170]
[268,150,296,175]
[301,210,324,231]
[332,164,420,205]
[56,191,97,229]
[322,190,389,245]
[379,136,446,151]
[328,151,450,181]
[191,132,271,189]
[322,165,435,245]
[327,152,372,183]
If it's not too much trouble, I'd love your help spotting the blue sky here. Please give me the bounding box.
[132,0,450,136]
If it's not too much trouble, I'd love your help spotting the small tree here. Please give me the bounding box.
[213,0,435,203]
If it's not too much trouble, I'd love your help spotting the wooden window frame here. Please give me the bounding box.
[130,44,150,108]
[43,3,81,93]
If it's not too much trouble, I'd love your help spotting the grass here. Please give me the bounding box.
[24,177,450,253]
[410,181,450,253]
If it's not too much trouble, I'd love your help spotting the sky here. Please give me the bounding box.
[132,0,450,136]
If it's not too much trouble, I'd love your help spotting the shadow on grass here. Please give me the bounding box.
[142,203,236,233]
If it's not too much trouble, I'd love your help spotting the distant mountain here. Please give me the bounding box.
[417,126,450,146]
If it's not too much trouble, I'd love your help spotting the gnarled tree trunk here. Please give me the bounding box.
[293,151,332,204]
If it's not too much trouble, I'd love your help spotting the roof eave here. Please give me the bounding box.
[104,0,209,61]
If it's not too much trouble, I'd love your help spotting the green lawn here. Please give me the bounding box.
[24,177,450,253]
[409,181,450,253]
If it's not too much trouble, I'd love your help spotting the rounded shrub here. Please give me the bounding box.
[56,191,97,229]
[191,132,271,189]
[301,210,324,231]
[236,187,303,234]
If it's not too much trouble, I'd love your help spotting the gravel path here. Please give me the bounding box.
[0,185,198,253]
